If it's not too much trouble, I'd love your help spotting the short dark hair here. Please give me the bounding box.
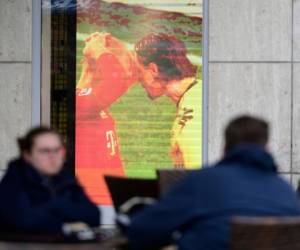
[224,116,269,153]
[17,127,63,154]
[135,33,197,81]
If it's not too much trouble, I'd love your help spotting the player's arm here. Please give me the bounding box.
[77,58,93,90]
[76,53,128,119]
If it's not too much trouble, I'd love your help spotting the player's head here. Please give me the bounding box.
[17,127,65,176]
[224,116,269,154]
[135,33,197,99]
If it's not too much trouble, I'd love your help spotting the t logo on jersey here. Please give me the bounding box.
[78,87,92,96]
[106,130,117,156]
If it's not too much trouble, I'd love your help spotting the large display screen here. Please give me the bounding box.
[75,0,203,205]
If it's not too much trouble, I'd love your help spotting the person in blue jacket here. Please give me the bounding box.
[127,116,300,250]
[0,127,100,233]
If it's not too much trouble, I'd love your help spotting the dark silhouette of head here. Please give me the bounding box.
[224,115,269,154]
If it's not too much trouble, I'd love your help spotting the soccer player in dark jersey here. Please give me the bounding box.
[135,33,202,169]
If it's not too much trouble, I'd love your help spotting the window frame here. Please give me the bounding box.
[33,0,209,225]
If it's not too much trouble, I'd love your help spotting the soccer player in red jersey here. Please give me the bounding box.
[76,33,138,205]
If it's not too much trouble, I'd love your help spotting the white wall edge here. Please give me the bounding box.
[31,0,42,126]
[202,0,209,166]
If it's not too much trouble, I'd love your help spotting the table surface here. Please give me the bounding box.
[0,238,127,250]
[0,240,179,250]
[0,243,101,250]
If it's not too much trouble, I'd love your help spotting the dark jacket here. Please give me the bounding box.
[127,145,300,250]
[0,158,100,232]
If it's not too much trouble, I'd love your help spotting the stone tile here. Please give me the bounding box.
[294,0,300,61]
[0,63,31,169]
[0,0,31,61]
[208,63,291,172]
[209,0,292,61]
[292,63,300,171]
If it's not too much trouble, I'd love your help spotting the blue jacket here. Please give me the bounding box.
[0,158,100,232]
[127,146,300,250]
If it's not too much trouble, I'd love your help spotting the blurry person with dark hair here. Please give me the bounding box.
[0,127,100,233]
[126,116,300,250]
[135,33,202,169]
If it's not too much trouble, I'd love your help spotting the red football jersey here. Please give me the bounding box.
[75,53,135,205]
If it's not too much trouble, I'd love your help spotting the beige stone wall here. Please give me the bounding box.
[1,0,300,186]
[208,0,298,185]
[0,0,32,170]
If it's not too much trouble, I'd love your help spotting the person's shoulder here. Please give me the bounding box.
[0,158,24,188]
[183,167,220,185]
[4,158,23,176]
[189,164,238,185]
[276,174,298,191]
[56,167,78,185]
[168,167,223,199]
[275,176,300,208]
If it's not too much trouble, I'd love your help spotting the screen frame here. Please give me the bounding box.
[35,0,209,225]
[32,0,42,126]
[202,0,209,165]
